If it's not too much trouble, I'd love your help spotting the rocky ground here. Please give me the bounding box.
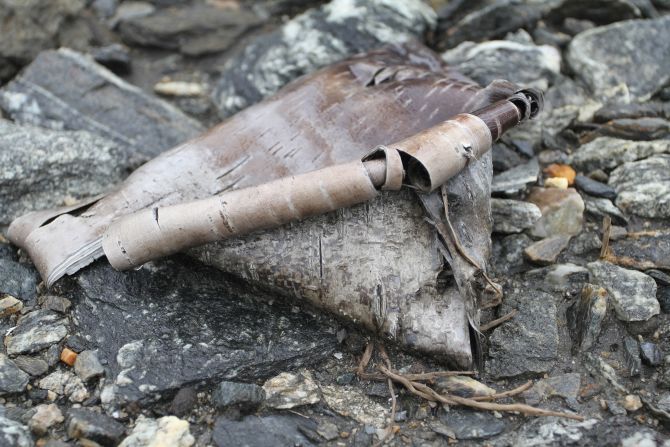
[1,0,670,446]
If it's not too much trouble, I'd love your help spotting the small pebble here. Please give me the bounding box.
[544,163,576,185]
[544,177,569,189]
[154,81,206,97]
[623,394,643,412]
[60,348,77,367]
[0,294,23,318]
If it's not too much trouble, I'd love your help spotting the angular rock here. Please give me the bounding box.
[592,117,670,140]
[91,44,131,75]
[491,233,533,276]
[623,336,641,377]
[522,373,581,405]
[213,414,317,447]
[0,0,86,81]
[0,294,22,318]
[0,49,203,164]
[649,270,670,314]
[29,404,64,436]
[262,370,320,409]
[66,409,125,447]
[487,289,559,378]
[609,154,670,218]
[497,417,598,446]
[12,356,49,377]
[492,158,540,195]
[593,101,670,123]
[119,416,194,447]
[169,387,197,417]
[524,234,571,265]
[40,296,72,314]
[0,354,29,395]
[212,381,265,412]
[567,284,608,352]
[442,38,560,90]
[527,187,584,238]
[119,5,259,56]
[440,409,506,440]
[605,230,670,271]
[640,342,663,366]
[0,250,38,302]
[491,199,542,234]
[569,137,670,172]
[316,421,339,441]
[547,0,642,24]
[623,394,643,412]
[584,196,628,226]
[5,310,68,355]
[567,16,670,102]
[74,350,105,381]
[55,259,337,408]
[0,416,32,447]
[0,120,128,224]
[38,371,89,403]
[588,261,659,322]
[212,0,436,116]
[321,385,388,427]
[575,175,617,200]
[434,376,495,399]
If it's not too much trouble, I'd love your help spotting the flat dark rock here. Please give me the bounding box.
[213,414,318,447]
[0,49,203,164]
[54,257,338,408]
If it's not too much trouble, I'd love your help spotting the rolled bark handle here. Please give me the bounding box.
[103,92,542,271]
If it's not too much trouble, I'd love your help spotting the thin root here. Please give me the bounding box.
[480,309,518,331]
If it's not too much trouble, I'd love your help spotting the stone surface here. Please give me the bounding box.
[491,199,542,234]
[0,0,87,81]
[584,196,628,226]
[588,261,659,322]
[569,137,670,172]
[321,385,388,427]
[491,158,540,195]
[12,356,49,377]
[119,5,259,56]
[442,38,560,90]
[40,296,72,314]
[212,0,436,116]
[546,263,590,292]
[527,187,584,238]
[29,404,64,436]
[38,371,89,403]
[262,370,320,409]
[5,310,68,355]
[575,175,617,200]
[567,284,608,351]
[0,294,22,318]
[567,16,670,102]
[0,416,32,447]
[434,376,495,398]
[0,249,38,302]
[0,354,29,395]
[623,336,642,377]
[74,350,105,381]
[66,408,126,447]
[522,373,581,406]
[440,409,506,440]
[487,289,559,378]
[640,342,663,366]
[212,381,265,411]
[91,44,131,75]
[55,259,337,408]
[0,120,128,224]
[119,416,194,447]
[524,234,571,265]
[0,49,203,164]
[593,117,670,140]
[213,414,317,447]
[491,233,533,275]
[609,154,670,218]
[605,231,670,271]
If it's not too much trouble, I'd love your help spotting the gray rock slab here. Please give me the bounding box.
[0,246,38,302]
[0,120,128,224]
[211,0,436,117]
[575,175,617,200]
[12,356,49,377]
[0,415,33,447]
[486,289,558,378]
[212,382,265,411]
[119,5,259,56]
[492,158,540,195]
[53,258,338,408]
[583,196,628,226]
[491,199,542,234]
[74,350,105,381]
[588,261,659,321]
[0,354,29,395]
[4,310,69,355]
[527,187,584,238]
[213,414,317,447]
[609,154,670,218]
[0,49,203,164]
[66,408,125,447]
[442,38,560,90]
[569,137,670,172]
[524,234,571,265]
[441,409,506,440]
[522,373,581,405]
[567,16,670,102]
[566,284,608,352]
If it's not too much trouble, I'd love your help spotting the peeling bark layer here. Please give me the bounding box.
[8,43,536,367]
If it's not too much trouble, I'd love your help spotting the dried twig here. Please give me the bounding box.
[360,370,477,382]
[480,309,518,331]
[470,380,533,401]
[373,345,398,447]
[356,341,374,377]
[599,215,612,259]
